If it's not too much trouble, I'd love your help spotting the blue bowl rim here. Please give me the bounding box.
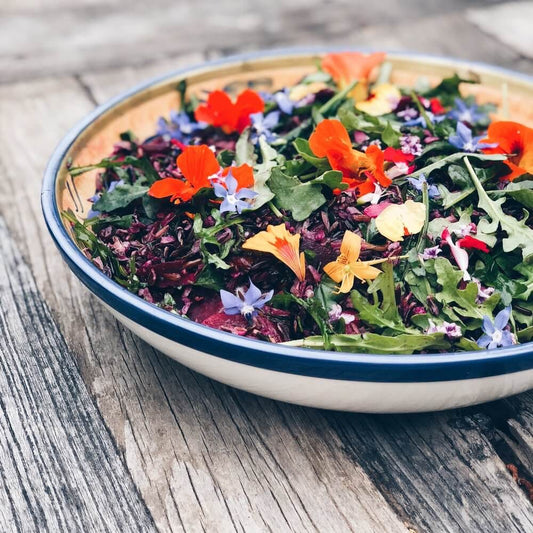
[41,46,533,383]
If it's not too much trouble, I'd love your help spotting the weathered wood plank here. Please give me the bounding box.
[467,1,533,60]
[0,75,408,533]
[0,216,156,532]
[0,0,525,83]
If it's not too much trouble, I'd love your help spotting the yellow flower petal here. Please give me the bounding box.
[338,272,355,293]
[340,230,361,263]
[356,83,401,116]
[242,224,306,281]
[324,260,345,283]
[289,82,328,102]
[375,200,426,241]
[351,263,382,282]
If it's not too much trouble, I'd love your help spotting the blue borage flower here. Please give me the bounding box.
[448,122,496,152]
[157,110,207,142]
[448,98,487,124]
[402,111,445,129]
[220,280,274,319]
[213,172,257,214]
[406,173,440,198]
[250,111,280,144]
[477,307,516,349]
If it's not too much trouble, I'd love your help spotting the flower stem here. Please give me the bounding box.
[268,200,283,218]
[410,90,435,135]
[319,80,358,115]
[415,181,430,254]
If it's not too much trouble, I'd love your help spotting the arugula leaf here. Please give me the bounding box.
[250,137,278,210]
[465,157,533,261]
[422,73,479,105]
[491,180,533,209]
[93,182,149,213]
[434,258,500,326]
[284,332,450,354]
[406,152,506,180]
[269,168,326,221]
[381,121,401,147]
[235,128,257,166]
[515,263,533,302]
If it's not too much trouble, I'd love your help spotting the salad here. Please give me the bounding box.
[65,52,533,354]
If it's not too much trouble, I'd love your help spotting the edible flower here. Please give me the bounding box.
[213,172,257,214]
[383,147,415,178]
[321,51,386,101]
[477,307,516,349]
[440,228,489,281]
[399,134,423,156]
[448,98,487,125]
[242,224,306,281]
[148,145,255,204]
[324,231,395,293]
[448,122,495,152]
[375,200,426,242]
[195,89,264,134]
[481,121,533,181]
[309,119,391,194]
[250,111,280,143]
[420,245,442,260]
[288,82,328,102]
[157,110,207,142]
[148,145,219,203]
[356,83,401,116]
[427,320,462,339]
[220,280,273,319]
[406,173,440,198]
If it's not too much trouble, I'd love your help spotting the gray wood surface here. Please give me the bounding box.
[1,1,533,531]
[0,217,155,532]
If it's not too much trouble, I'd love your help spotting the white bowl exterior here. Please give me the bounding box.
[106,304,533,413]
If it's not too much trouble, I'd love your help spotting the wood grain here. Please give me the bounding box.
[0,216,156,532]
[1,57,533,531]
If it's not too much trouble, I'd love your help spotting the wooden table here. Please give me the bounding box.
[1,1,533,531]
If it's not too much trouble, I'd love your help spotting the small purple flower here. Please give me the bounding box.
[448,98,487,124]
[407,173,440,198]
[472,278,495,304]
[403,111,445,128]
[448,122,496,152]
[477,307,516,349]
[250,111,280,144]
[427,320,462,339]
[353,131,370,145]
[157,111,206,142]
[213,172,257,214]
[220,280,274,319]
[400,134,423,156]
[273,89,294,114]
[397,107,418,121]
[420,245,442,260]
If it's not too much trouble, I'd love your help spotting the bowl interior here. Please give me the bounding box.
[58,51,533,221]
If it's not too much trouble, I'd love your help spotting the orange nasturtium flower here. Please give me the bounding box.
[148,145,255,204]
[481,121,533,181]
[324,231,392,293]
[195,88,264,134]
[309,118,391,195]
[242,224,306,281]
[321,51,386,101]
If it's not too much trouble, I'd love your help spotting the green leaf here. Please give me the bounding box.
[515,263,533,302]
[235,128,257,166]
[423,73,479,105]
[464,157,533,261]
[250,137,278,210]
[434,258,500,325]
[381,121,401,147]
[194,264,224,290]
[502,180,533,209]
[313,170,348,191]
[269,167,326,221]
[284,332,451,354]
[93,182,148,213]
[367,262,402,323]
[292,138,330,169]
[406,152,507,180]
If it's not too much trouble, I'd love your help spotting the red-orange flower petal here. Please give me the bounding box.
[194,89,264,134]
[221,163,255,190]
[177,145,220,190]
[482,121,533,181]
[309,118,352,157]
[148,178,195,204]
[322,52,386,86]
[364,145,392,188]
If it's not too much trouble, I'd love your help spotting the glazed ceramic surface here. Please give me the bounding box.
[42,48,533,412]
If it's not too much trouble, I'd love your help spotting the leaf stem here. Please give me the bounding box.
[319,80,358,115]
[268,200,283,218]
[410,90,435,135]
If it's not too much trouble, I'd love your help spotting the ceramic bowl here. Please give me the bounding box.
[42,48,533,413]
